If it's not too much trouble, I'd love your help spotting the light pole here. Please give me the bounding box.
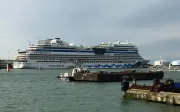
[8,50,11,60]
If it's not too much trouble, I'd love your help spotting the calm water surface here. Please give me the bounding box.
[0,69,180,112]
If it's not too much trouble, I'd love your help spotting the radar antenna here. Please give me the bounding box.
[28,40,31,46]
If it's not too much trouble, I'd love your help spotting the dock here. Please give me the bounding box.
[121,78,180,105]
[124,89,180,105]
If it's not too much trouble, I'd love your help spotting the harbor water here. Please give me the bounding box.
[0,69,180,112]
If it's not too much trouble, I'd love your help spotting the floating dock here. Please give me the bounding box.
[121,79,180,105]
[57,68,164,82]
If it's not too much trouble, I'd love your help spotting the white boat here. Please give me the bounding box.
[57,68,86,81]
[13,38,149,69]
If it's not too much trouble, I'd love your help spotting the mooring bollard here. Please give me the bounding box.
[121,78,129,97]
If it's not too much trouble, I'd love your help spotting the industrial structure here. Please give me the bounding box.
[0,59,14,69]
[149,60,180,71]
[154,60,170,66]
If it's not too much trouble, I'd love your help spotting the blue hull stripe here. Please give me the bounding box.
[83,64,134,68]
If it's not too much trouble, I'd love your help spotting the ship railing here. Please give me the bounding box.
[148,65,169,71]
[148,65,180,72]
[169,66,180,71]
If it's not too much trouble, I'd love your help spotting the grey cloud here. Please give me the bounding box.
[1,0,180,59]
[122,0,180,28]
[139,37,180,61]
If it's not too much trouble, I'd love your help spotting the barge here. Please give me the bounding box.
[57,68,164,82]
[121,78,180,105]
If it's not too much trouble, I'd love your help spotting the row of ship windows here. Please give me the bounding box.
[25,59,141,61]
[27,54,140,56]
[82,61,135,63]
[30,48,138,53]
[17,58,142,62]
[18,56,142,58]
[18,57,141,59]
[29,51,138,54]
[23,63,30,64]
[22,56,141,58]
[20,54,140,56]
[21,61,135,64]
[32,52,49,54]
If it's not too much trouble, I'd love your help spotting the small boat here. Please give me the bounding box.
[57,73,72,81]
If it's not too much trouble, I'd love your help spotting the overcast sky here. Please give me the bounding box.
[0,0,179,63]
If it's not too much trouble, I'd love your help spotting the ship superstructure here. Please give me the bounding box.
[13,38,149,69]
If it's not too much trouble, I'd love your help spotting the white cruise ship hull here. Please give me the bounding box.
[13,62,75,69]
[13,38,149,69]
[13,60,148,69]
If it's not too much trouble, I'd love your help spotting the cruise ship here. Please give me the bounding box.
[13,38,149,69]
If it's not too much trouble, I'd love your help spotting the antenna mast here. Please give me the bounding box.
[28,40,31,46]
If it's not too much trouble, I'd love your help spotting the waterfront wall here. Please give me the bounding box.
[0,60,14,69]
[125,89,180,105]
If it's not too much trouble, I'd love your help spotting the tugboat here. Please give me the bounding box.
[57,68,164,82]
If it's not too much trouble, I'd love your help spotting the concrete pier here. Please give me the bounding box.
[148,65,180,72]
[124,89,180,105]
